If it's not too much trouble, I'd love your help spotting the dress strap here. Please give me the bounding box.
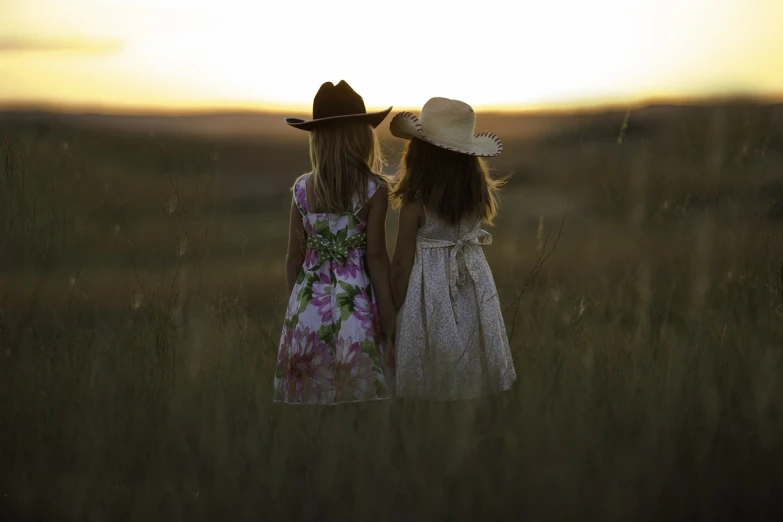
[292,174,309,216]
[351,175,384,215]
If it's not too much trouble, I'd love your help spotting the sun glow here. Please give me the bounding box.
[1,0,782,112]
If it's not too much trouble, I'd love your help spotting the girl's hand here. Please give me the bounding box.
[384,335,396,375]
[380,334,396,395]
[380,308,397,344]
[381,312,397,379]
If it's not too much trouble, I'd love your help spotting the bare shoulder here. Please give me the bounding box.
[401,198,423,213]
[400,199,424,227]
[365,183,388,209]
[372,183,389,199]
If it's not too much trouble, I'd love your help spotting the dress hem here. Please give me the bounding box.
[393,381,515,402]
[272,396,392,406]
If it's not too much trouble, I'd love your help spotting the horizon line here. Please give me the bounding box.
[1,92,781,118]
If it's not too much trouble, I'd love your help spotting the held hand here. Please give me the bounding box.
[380,308,397,343]
[380,331,396,397]
[380,307,397,374]
[384,335,396,374]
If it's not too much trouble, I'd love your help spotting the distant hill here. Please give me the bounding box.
[1,100,781,145]
[0,109,306,140]
[2,100,781,206]
[0,105,628,141]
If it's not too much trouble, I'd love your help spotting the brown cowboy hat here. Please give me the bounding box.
[285,80,392,131]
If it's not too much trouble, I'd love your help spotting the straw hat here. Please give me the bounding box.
[389,97,502,157]
[285,80,392,131]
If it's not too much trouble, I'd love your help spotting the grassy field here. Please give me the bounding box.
[2,101,783,521]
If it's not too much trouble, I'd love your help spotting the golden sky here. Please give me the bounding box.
[1,0,782,112]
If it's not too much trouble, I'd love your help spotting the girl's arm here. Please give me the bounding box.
[365,185,397,340]
[285,196,306,293]
[390,200,423,310]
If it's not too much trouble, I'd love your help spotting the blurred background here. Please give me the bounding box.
[2,1,783,520]
[1,0,781,314]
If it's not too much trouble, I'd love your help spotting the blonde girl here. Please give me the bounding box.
[273,81,396,405]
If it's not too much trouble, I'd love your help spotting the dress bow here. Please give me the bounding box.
[419,229,492,323]
[307,232,367,266]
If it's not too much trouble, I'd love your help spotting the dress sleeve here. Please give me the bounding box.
[292,174,309,216]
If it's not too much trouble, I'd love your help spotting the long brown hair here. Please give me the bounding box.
[309,122,386,213]
[390,138,504,224]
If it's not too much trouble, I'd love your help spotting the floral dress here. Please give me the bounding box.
[273,173,391,405]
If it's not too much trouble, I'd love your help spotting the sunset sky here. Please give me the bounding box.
[1,0,782,112]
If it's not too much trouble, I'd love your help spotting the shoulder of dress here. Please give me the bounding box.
[292,172,310,189]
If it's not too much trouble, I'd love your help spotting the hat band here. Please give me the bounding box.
[313,106,367,119]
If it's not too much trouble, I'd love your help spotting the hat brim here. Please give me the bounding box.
[285,107,393,131]
[389,111,503,157]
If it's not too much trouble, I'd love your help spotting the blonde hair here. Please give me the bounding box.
[308,122,386,213]
[391,139,505,225]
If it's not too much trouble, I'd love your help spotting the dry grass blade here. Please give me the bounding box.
[505,204,568,341]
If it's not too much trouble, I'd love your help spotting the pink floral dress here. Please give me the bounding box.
[273,173,391,404]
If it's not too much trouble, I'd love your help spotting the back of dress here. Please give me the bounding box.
[395,207,517,400]
[273,173,392,405]
[418,207,481,242]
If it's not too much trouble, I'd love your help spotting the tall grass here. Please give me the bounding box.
[2,106,783,521]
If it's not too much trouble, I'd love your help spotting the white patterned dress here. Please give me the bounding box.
[273,173,391,405]
[395,207,516,400]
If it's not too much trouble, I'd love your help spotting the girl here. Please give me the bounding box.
[389,97,517,401]
[273,81,396,405]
